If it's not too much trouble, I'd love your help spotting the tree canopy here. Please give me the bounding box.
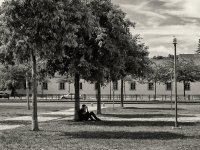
[0,0,150,125]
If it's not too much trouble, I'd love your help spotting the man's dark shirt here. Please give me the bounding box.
[78,108,89,121]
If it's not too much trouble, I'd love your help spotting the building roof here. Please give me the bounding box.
[151,54,200,66]
[179,54,200,65]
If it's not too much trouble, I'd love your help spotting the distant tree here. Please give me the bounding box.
[177,58,200,97]
[144,61,170,100]
[196,39,200,54]
[162,57,200,97]
[0,65,26,95]
[152,56,164,59]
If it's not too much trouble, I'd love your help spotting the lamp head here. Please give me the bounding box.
[173,37,177,44]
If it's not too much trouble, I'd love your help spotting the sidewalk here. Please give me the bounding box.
[100,114,200,122]
[1,106,200,131]
[0,106,102,131]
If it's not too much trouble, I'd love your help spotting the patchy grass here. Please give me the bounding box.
[0,104,200,149]
[0,103,72,118]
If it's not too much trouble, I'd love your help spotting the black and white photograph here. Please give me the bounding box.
[0,0,200,149]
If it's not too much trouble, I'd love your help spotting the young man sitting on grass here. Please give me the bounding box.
[78,104,101,121]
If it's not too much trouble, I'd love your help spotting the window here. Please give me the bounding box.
[42,82,48,90]
[166,82,172,91]
[148,82,154,91]
[130,82,136,90]
[113,82,118,90]
[184,82,190,91]
[80,82,83,90]
[59,82,65,90]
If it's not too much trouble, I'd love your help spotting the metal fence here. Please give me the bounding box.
[4,94,200,102]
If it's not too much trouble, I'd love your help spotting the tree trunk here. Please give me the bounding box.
[41,83,44,97]
[120,79,124,107]
[154,81,157,100]
[31,50,39,131]
[26,74,30,110]
[74,73,80,121]
[11,86,16,97]
[97,82,101,114]
[124,81,126,100]
[68,83,71,93]
[183,81,185,98]
[110,81,112,100]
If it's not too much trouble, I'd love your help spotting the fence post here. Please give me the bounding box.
[149,95,150,101]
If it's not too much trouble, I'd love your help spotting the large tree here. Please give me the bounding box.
[45,0,138,116]
[0,0,84,130]
[87,0,137,112]
[45,0,103,120]
[120,40,150,107]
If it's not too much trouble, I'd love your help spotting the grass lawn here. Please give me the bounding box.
[0,102,72,119]
[0,103,200,150]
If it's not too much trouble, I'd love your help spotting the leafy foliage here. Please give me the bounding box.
[196,39,200,54]
[0,65,30,95]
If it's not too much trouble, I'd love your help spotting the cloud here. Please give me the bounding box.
[120,3,166,20]
[149,46,171,57]
[161,0,200,18]
[131,24,200,36]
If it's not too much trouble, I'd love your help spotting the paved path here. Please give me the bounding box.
[1,106,200,131]
[100,114,200,122]
[0,106,102,131]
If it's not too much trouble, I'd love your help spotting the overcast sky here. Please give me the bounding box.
[112,0,200,57]
[0,0,200,57]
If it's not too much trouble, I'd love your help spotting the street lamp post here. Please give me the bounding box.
[173,37,178,127]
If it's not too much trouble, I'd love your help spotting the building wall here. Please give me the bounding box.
[16,77,200,95]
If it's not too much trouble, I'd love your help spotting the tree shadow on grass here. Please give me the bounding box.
[40,114,73,118]
[81,120,196,127]
[0,120,30,125]
[101,114,195,118]
[60,131,185,140]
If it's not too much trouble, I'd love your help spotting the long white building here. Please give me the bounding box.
[14,54,200,97]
